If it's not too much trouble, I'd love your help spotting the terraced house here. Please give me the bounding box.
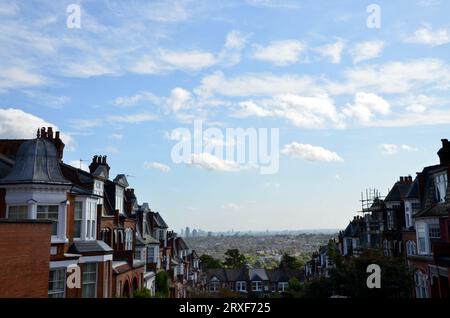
[336,139,450,299]
[0,127,201,298]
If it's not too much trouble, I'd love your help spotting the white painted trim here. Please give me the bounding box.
[78,254,113,263]
[50,259,78,269]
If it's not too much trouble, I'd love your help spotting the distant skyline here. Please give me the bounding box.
[1,1,450,231]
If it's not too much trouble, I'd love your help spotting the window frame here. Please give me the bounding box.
[48,268,66,298]
[82,263,98,298]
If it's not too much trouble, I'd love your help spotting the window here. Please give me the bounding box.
[415,271,428,298]
[210,281,219,292]
[115,187,124,214]
[147,246,158,263]
[37,205,59,235]
[387,211,395,230]
[125,228,133,250]
[278,282,289,292]
[417,224,427,254]
[82,263,98,298]
[252,281,262,292]
[429,224,440,239]
[73,202,82,238]
[135,248,143,260]
[411,202,421,214]
[236,281,246,292]
[435,173,448,203]
[159,229,165,241]
[104,262,109,298]
[48,268,65,298]
[406,241,417,256]
[8,205,28,220]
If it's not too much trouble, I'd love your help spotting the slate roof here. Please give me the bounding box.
[225,269,248,282]
[206,268,228,281]
[151,212,168,228]
[249,269,269,281]
[67,240,113,254]
[405,177,420,199]
[206,268,302,283]
[385,179,413,202]
[414,203,450,218]
[0,138,70,185]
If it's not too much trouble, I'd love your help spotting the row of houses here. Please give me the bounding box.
[307,138,450,298]
[204,267,304,297]
[0,127,201,298]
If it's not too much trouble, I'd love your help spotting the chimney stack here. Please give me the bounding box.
[88,154,110,178]
[438,139,450,166]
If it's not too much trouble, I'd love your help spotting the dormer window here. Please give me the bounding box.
[115,186,124,214]
[435,172,448,203]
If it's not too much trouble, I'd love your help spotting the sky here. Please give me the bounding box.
[1,0,450,232]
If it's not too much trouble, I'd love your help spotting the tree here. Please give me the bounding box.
[328,249,414,298]
[284,277,304,298]
[224,249,246,268]
[200,254,222,269]
[155,271,170,298]
[279,253,304,270]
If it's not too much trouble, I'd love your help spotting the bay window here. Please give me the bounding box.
[82,263,98,298]
[73,202,82,238]
[236,281,246,292]
[8,205,28,220]
[252,281,262,292]
[37,205,59,235]
[48,268,65,298]
[278,282,289,292]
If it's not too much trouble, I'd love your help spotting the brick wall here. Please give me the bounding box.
[0,220,52,298]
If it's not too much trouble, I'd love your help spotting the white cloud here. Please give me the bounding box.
[195,71,319,98]
[114,91,161,107]
[381,144,398,155]
[0,108,73,147]
[220,203,242,210]
[405,26,450,46]
[108,113,158,124]
[188,153,250,172]
[252,40,305,66]
[232,100,273,118]
[327,59,450,95]
[316,40,345,64]
[349,41,385,64]
[0,2,19,16]
[406,104,427,113]
[281,142,343,162]
[0,67,47,90]
[342,92,390,123]
[233,94,343,129]
[23,91,69,108]
[158,49,218,71]
[401,144,419,152]
[381,144,418,155]
[144,161,171,172]
[111,133,123,140]
[224,30,247,50]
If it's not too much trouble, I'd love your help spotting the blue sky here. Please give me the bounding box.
[1,0,450,231]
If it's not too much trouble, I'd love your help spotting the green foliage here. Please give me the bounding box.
[200,254,223,269]
[328,249,414,298]
[133,288,152,298]
[155,271,170,298]
[284,277,305,298]
[224,249,246,268]
[279,253,304,270]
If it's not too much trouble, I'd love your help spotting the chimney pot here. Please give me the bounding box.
[47,127,53,139]
[102,156,107,164]
[55,131,60,139]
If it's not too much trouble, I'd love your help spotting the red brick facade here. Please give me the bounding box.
[0,220,52,298]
